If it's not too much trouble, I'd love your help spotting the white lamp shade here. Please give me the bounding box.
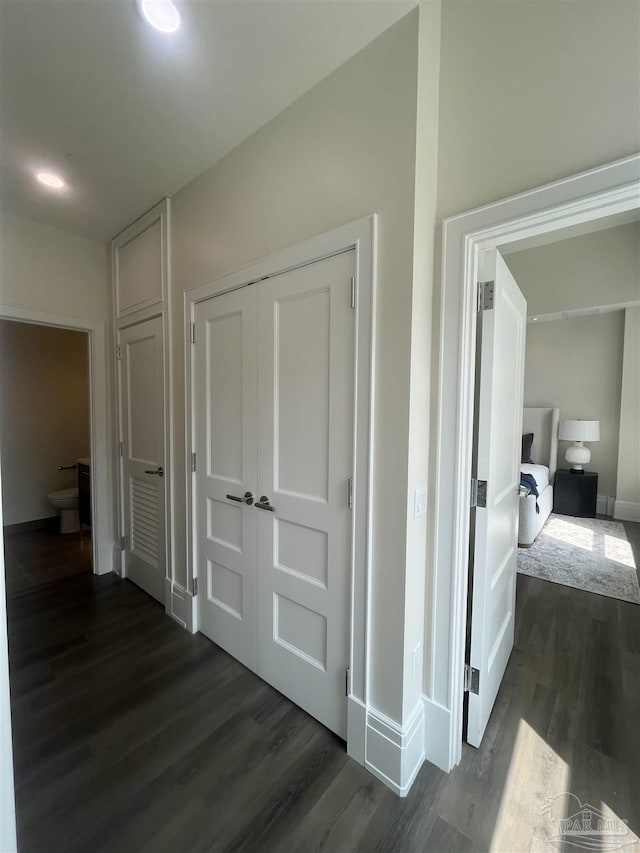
[558,419,600,442]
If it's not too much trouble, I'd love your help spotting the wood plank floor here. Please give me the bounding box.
[3,525,92,598]
[6,521,640,852]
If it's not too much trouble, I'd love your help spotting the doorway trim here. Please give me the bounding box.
[0,304,113,575]
[427,154,640,772]
[184,215,376,767]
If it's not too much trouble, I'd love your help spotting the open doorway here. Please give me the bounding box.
[428,153,640,773]
[0,320,93,596]
[503,223,639,603]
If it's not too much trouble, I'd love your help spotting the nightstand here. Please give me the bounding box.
[554,469,598,517]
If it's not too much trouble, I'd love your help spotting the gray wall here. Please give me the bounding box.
[522,312,624,497]
[504,222,639,502]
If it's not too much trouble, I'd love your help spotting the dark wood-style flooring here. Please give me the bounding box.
[6,522,640,852]
[3,524,92,598]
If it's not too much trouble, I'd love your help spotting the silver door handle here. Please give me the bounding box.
[226,491,254,505]
[145,466,164,477]
[255,496,275,512]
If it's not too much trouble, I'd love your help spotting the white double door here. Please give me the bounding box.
[194,251,355,739]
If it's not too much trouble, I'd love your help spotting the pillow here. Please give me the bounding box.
[521,433,534,464]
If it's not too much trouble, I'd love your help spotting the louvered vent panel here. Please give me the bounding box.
[130,477,159,567]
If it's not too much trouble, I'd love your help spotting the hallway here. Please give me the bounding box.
[6,523,640,852]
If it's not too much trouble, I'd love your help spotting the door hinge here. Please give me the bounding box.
[347,477,353,509]
[470,478,487,508]
[350,276,356,309]
[477,280,495,312]
[120,535,126,551]
[190,323,196,344]
[191,452,196,473]
[464,664,480,694]
[345,666,351,696]
[192,577,198,597]
[116,344,122,360]
[118,441,123,458]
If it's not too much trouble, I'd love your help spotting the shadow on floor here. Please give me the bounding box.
[3,524,92,598]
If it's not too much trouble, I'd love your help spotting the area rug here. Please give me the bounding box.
[517,514,640,604]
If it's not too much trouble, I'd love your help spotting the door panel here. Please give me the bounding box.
[119,316,166,603]
[194,252,355,737]
[194,251,355,738]
[195,288,258,672]
[257,251,355,739]
[467,249,527,747]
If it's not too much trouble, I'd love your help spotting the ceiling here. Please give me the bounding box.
[0,0,414,242]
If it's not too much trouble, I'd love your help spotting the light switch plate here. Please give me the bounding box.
[414,487,427,519]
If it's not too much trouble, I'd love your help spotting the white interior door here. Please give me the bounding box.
[467,249,527,747]
[194,288,258,672]
[256,251,355,739]
[194,250,355,739]
[119,316,166,604]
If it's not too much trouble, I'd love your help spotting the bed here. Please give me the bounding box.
[519,407,559,547]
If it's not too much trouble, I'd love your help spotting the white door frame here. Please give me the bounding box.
[428,153,640,772]
[184,215,376,765]
[0,304,113,575]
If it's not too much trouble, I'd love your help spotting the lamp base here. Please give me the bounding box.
[565,440,591,474]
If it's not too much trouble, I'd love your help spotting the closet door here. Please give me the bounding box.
[119,316,166,603]
[256,251,356,739]
[194,288,258,672]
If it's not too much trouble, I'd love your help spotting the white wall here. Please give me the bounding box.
[616,307,640,519]
[171,14,422,724]
[0,210,110,320]
[0,321,90,526]
[401,0,441,721]
[503,222,640,318]
[523,312,623,498]
[437,0,640,220]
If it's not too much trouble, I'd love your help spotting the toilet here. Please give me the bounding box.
[48,487,80,534]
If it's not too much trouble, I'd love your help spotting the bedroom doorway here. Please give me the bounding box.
[430,154,640,768]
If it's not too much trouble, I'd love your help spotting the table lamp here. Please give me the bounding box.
[558,419,600,473]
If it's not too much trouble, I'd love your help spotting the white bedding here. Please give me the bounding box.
[521,463,550,493]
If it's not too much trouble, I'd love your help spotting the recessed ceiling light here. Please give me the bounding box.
[138,0,181,34]
[36,171,66,189]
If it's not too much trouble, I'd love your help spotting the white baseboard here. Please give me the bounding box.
[164,579,197,632]
[423,695,453,772]
[596,495,615,517]
[95,543,112,575]
[364,701,425,796]
[347,696,367,766]
[614,500,640,523]
[110,544,122,577]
